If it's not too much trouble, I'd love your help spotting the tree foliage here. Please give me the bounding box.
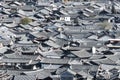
[98,21,112,30]
[20,17,32,25]
[111,5,117,14]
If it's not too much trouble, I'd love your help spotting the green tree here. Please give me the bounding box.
[111,5,117,14]
[20,17,32,25]
[98,21,112,30]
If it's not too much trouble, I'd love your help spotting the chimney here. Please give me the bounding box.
[92,46,96,54]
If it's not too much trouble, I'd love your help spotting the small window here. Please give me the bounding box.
[97,43,102,46]
[83,42,87,46]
